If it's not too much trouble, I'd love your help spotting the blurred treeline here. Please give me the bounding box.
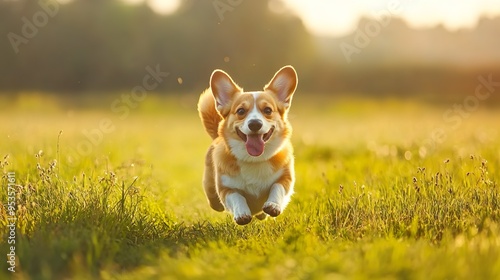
[1,0,500,98]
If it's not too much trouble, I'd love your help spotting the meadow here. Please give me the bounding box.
[1,93,500,279]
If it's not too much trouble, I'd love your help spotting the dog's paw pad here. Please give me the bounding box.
[255,212,267,220]
[234,214,252,225]
[263,202,281,217]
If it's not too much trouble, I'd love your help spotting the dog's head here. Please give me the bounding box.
[210,65,297,160]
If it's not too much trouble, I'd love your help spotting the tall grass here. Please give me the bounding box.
[1,94,500,279]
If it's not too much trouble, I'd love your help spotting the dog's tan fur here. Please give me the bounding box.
[198,66,297,225]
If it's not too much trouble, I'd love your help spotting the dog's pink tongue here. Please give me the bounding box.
[246,134,265,156]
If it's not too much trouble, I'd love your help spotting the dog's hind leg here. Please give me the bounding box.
[203,145,224,212]
[255,212,267,220]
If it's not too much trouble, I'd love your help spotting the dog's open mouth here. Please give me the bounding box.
[236,126,275,157]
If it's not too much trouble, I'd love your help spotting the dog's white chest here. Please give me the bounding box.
[221,162,283,197]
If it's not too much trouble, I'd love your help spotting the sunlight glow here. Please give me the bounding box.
[122,0,180,14]
[62,0,500,36]
[282,0,500,36]
[148,0,180,15]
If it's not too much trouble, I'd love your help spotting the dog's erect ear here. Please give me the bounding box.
[210,70,241,113]
[264,65,298,109]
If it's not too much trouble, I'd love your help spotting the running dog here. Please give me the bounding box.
[197,65,297,225]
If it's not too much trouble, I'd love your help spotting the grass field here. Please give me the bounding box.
[1,93,500,279]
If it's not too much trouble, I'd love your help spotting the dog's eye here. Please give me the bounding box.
[263,107,273,115]
[236,108,246,116]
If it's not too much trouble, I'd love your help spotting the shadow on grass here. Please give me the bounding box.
[8,211,286,279]
[1,155,290,279]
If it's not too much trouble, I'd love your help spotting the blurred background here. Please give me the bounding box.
[1,0,499,100]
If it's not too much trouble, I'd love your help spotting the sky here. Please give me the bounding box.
[123,0,500,37]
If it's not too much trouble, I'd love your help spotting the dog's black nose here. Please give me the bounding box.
[248,119,263,132]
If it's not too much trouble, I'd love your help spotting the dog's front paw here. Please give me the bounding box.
[234,214,252,225]
[263,202,281,217]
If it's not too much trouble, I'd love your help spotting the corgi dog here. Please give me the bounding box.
[197,65,297,225]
